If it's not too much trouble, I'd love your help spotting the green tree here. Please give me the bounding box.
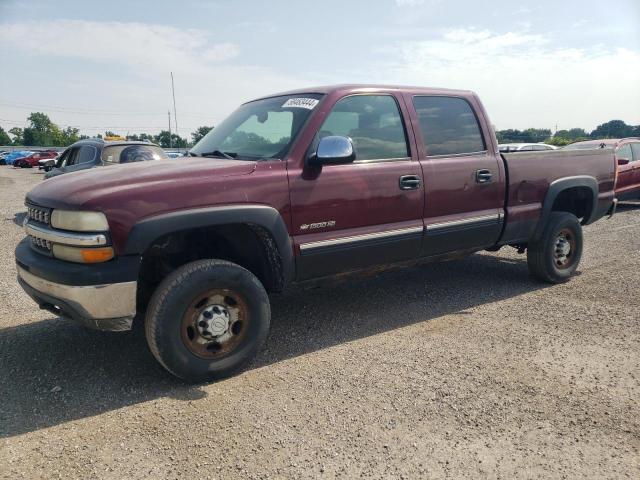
[547,136,573,147]
[60,127,80,145]
[191,126,213,145]
[522,128,552,142]
[23,112,63,146]
[590,120,633,139]
[496,128,551,143]
[154,130,187,148]
[0,126,11,145]
[9,127,24,145]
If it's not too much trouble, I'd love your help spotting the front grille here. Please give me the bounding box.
[25,202,53,255]
[26,203,51,225]
[30,235,52,254]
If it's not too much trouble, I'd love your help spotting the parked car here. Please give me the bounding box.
[38,155,59,172]
[498,143,558,152]
[3,150,33,166]
[563,138,640,200]
[16,84,617,382]
[166,151,186,158]
[44,139,167,179]
[13,150,59,168]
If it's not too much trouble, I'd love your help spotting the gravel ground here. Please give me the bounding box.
[0,166,638,479]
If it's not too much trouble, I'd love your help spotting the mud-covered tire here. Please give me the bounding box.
[145,259,270,382]
[527,212,583,284]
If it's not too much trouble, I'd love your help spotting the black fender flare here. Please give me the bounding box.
[532,175,598,242]
[124,205,294,284]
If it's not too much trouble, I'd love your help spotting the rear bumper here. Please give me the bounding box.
[15,238,140,331]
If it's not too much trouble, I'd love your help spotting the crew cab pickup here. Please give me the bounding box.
[15,85,617,382]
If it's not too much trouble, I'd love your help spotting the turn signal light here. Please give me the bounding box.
[81,247,115,263]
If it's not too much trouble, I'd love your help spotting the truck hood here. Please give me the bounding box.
[27,157,257,210]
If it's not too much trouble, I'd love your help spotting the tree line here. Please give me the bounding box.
[496,120,640,146]
[1,112,639,149]
[0,112,213,149]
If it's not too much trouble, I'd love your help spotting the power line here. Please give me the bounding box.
[0,100,214,119]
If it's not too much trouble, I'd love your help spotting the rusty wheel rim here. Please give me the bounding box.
[553,228,576,270]
[180,289,249,359]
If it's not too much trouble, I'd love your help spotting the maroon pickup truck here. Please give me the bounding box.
[16,85,617,382]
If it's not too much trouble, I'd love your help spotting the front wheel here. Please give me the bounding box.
[527,212,583,283]
[145,259,270,382]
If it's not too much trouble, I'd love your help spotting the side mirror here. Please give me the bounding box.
[617,157,630,166]
[307,136,355,167]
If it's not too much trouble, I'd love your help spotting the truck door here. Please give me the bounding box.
[615,143,635,198]
[631,142,640,193]
[288,93,424,280]
[403,94,505,256]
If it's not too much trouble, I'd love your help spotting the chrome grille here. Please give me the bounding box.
[29,235,52,253]
[26,204,51,225]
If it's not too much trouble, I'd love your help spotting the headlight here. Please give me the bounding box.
[50,210,109,231]
[52,245,114,263]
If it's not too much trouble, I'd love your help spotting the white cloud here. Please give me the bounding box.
[374,28,640,130]
[394,0,442,6]
[0,20,307,136]
[0,20,240,71]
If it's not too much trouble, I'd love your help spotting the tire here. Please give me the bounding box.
[145,259,270,382]
[527,212,583,283]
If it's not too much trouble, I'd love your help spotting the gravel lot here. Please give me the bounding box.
[1,166,638,479]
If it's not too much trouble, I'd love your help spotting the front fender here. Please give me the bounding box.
[124,204,294,283]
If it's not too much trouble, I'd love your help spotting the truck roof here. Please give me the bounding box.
[71,138,161,148]
[251,84,474,102]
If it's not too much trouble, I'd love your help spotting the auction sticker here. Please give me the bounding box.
[281,98,319,110]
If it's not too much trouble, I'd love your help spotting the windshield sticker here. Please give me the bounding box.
[281,98,319,110]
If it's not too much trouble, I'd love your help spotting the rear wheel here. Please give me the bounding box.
[145,259,270,382]
[527,212,583,283]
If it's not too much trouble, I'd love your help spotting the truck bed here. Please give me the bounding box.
[500,148,617,245]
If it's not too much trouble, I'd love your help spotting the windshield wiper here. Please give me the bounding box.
[197,150,237,159]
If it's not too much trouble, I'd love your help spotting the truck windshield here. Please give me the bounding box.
[190,94,323,160]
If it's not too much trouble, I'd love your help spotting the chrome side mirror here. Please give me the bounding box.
[307,136,355,167]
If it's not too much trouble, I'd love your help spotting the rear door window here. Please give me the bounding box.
[412,96,486,156]
[630,143,640,162]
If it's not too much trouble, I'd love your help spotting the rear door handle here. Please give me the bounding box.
[475,169,493,183]
[399,175,421,190]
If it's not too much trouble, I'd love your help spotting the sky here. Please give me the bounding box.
[0,0,639,139]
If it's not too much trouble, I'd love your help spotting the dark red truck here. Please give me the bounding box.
[16,85,617,381]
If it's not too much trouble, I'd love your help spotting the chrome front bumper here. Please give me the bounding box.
[17,266,137,331]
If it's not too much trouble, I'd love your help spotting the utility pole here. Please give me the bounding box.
[168,110,173,149]
[171,72,178,137]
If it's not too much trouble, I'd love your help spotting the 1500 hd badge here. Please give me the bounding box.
[300,221,336,231]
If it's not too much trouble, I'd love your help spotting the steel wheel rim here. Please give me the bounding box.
[180,289,249,359]
[553,228,576,270]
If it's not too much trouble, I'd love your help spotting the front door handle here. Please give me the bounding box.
[475,169,493,183]
[399,175,421,190]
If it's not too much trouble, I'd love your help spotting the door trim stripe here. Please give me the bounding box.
[426,213,503,232]
[299,226,424,253]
